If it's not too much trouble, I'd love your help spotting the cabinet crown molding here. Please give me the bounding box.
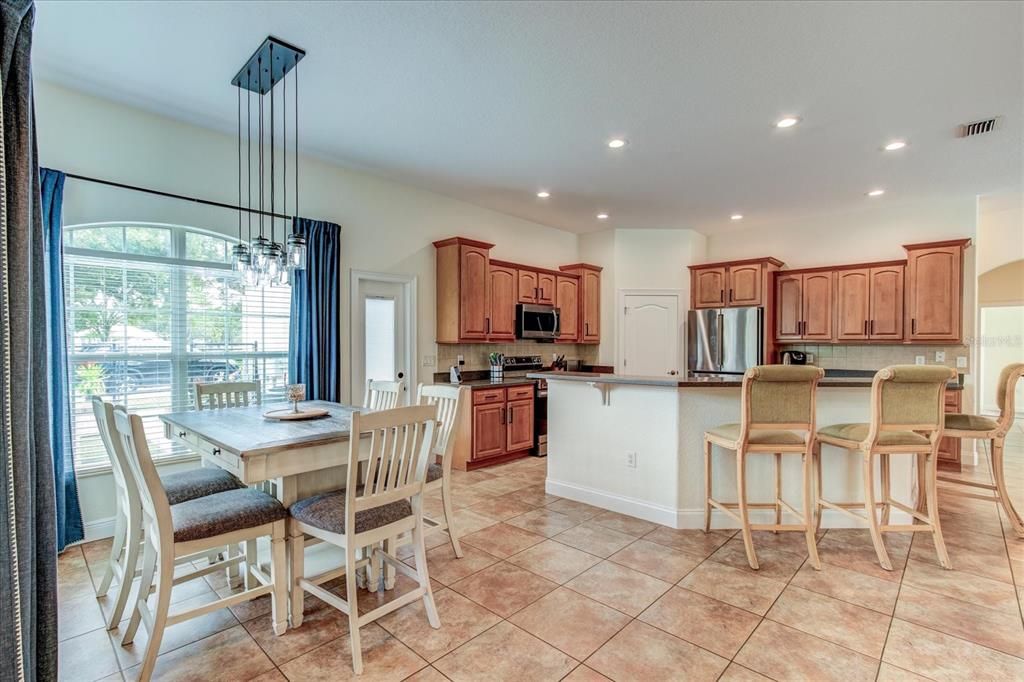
[779,259,907,276]
[688,256,784,270]
[902,238,971,251]
[432,236,495,250]
[559,263,603,273]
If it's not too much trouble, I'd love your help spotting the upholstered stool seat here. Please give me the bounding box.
[425,463,443,483]
[817,423,930,447]
[944,413,999,432]
[171,488,287,543]
[290,489,413,535]
[161,468,247,505]
[706,423,806,446]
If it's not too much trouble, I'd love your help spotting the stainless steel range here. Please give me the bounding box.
[502,355,548,457]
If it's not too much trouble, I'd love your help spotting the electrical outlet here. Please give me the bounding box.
[422,355,436,367]
[626,452,637,468]
[934,351,946,363]
[915,355,926,365]
[806,353,815,364]
[956,356,968,368]
[457,354,465,366]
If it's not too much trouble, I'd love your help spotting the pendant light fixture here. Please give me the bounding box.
[232,37,306,287]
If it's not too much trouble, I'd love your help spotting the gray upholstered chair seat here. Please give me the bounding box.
[944,413,999,432]
[171,488,287,543]
[707,423,805,446]
[161,467,247,505]
[818,423,930,447]
[289,489,413,535]
[426,463,443,483]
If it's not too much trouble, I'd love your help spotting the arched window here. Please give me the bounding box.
[64,223,291,470]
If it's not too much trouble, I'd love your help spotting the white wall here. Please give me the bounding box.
[977,191,1024,276]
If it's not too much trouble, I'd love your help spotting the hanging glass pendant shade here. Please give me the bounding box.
[286,232,306,270]
[231,243,251,273]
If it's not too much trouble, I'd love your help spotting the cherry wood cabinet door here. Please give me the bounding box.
[869,265,904,340]
[906,246,962,341]
[581,269,601,343]
[775,274,803,341]
[537,272,556,305]
[728,264,763,306]
[488,265,517,341]
[835,269,870,341]
[693,267,727,308]
[505,398,535,452]
[556,276,580,341]
[518,269,538,304]
[459,246,490,340]
[802,272,834,341]
[472,402,506,460]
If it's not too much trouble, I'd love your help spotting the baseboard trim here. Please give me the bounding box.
[545,478,912,530]
[76,515,116,544]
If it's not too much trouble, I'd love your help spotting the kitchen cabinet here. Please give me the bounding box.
[868,264,905,340]
[556,275,580,341]
[905,240,968,342]
[775,271,833,341]
[506,396,535,452]
[472,402,506,460]
[693,266,728,308]
[466,386,535,466]
[537,272,556,305]
[728,263,764,306]
[518,269,539,303]
[689,258,783,310]
[938,388,962,471]
[488,263,517,341]
[836,268,871,341]
[560,264,602,344]
[434,237,494,343]
[835,265,903,341]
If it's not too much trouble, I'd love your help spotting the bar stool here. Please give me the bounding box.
[938,362,1024,537]
[815,365,956,571]
[704,365,825,571]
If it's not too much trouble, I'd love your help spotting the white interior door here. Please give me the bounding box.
[353,277,411,403]
[619,293,681,377]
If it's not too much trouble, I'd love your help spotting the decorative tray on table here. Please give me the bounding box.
[262,383,328,420]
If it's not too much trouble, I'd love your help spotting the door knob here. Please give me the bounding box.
[397,371,405,379]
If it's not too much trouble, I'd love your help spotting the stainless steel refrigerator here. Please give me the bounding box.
[687,306,764,376]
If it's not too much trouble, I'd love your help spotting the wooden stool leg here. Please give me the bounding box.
[270,522,288,636]
[915,452,928,515]
[773,452,782,533]
[736,449,759,570]
[345,544,363,675]
[703,438,712,533]
[802,451,821,570]
[288,525,305,628]
[441,472,464,557]
[924,451,952,569]
[991,438,1024,537]
[880,453,891,526]
[814,442,824,534]
[862,452,893,571]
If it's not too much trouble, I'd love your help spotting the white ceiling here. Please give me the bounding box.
[33,1,1023,235]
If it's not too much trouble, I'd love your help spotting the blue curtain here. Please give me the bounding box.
[289,218,342,402]
[41,168,84,550]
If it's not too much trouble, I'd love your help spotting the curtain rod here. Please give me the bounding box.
[64,172,294,221]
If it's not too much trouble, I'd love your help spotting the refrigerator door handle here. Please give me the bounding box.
[716,313,725,368]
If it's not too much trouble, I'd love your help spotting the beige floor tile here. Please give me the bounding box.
[449,508,500,535]
[565,561,671,616]
[58,627,121,682]
[376,588,500,662]
[216,584,273,623]
[789,561,899,614]
[588,510,658,537]
[544,498,604,523]
[875,662,932,681]
[244,596,350,665]
[447,485,496,510]
[735,620,878,682]
[607,539,703,583]
[466,495,538,521]
[718,663,772,681]
[561,665,611,681]
[469,476,533,496]
[638,586,760,658]
[460,523,545,558]
[59,589,108,641]
[642,527,733,557]
[125,624,277,682]
[894,584,1024,658]
[910,531,1014,584]
[277,623,427,681]
[504,508,580,537]
[902,558,1020,613]
[506,485,561,507]
[766,585,890,658]
[393,530,454,562]
[353,574,443,617]
[883,618,1024,681]
[407,542,499,586]
[433,621,576,682]
[449,561,557,617]
[816,530,909,582]
[709,537,808,582]
[552,522,636,558]
[586,621,728,682]
[401,666,450,682]
[509,587,630,660]
[678,561,786,616]
[506,539,603,583]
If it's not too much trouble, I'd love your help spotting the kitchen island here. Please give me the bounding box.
[527,371,956,529]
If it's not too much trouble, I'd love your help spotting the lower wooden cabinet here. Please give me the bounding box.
[937,388,962,471]
[465,386,535,467]
[506,398,535,452]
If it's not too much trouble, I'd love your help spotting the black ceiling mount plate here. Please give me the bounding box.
[231,36,305,94]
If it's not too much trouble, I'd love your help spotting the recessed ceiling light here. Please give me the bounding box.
[596,213,609,220]
[867,189,885,197]
[730,214,744,221]
[607,138,627,149]
[536,190,550,199]
[883,140,907,151]
[775,116,800,128]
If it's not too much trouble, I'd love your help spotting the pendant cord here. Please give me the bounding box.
[236,84,242,242]
[295,62,299,221]
[247,72,252,242]
[270,43,276,246]
[258,58,264,238]
[283,65,287,233]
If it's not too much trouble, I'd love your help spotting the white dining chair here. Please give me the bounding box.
[363,378,404,411]
[90,397,247,629]
[288,405,440,674]
[193,380,262,411]
[113,408,289,682]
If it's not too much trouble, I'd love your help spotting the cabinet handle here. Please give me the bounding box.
[720,289,724,302]
[486,318,491,334]
[585,322,589,336]
[535,287,539,299]
[728,288,733,303]
[864,320,868,336]
[212,447,221,456]
[178,431,187,438]
[870,320,875,335]
[508,405,513,423]
[912,318,917,334]
[501,407,506,424]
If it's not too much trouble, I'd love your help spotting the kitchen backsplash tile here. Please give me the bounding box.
[437,342,599,371]
[778,344,970,373]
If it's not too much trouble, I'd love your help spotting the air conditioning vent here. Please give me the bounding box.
[957,117,1001,138]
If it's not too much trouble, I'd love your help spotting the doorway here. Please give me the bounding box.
[617,290,683,377]
[350,271,417,405]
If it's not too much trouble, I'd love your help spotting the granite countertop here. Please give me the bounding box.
[529,369,965,390]
[445,377,540,388]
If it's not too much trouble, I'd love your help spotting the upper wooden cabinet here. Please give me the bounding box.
[555,275,580,341]
[905,240,969,342]
[537,272,556,305]
[689,258,782,309]
[835,264,904,341]
[518,269,539,304]
[775,271,833,342]
[868,264,905,340]
[488,263,518,341]
[435,237,494,343]
[560,264,602,344]
[835,268,871,341]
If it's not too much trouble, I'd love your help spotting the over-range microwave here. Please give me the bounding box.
[516,303,560,340]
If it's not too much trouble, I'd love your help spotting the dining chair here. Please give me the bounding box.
[363,378,404,411]
[193,380,262,411]
[703,365,824,570]
[815,365,956,571]
[90,397,247,629]
[288,405,440,674]
[113,408,289,682]
[938,362,1024,537]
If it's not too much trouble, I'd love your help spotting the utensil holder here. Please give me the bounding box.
[490,366,504,381]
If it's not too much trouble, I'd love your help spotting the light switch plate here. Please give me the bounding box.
[806,353,815,363]
[956,356,968,368]
[423,355,436,367]
[935,351,946,362]
[626,452,637,468]
[915,355,926,365]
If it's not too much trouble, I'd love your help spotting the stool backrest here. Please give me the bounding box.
[417,383,466,459]
[995,363,1024,431]
[349,405,436,521]
[91,396,142,521]
[194,380,261,411]
[363,379,404,411]
[870,365,955,442]
[740,365,824,439]
[113,409,172,547]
